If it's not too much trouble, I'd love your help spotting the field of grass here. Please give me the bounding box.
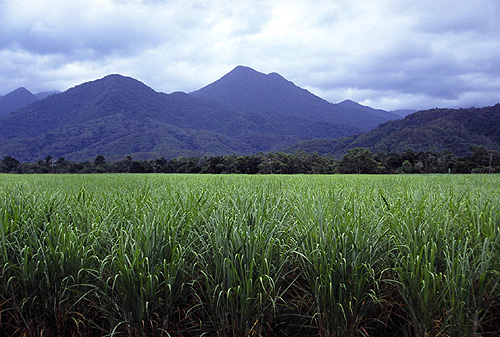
[1,174,499,336]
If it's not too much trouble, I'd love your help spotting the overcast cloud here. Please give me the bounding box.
[0,0,499,110]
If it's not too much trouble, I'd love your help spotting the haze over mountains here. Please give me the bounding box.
[0,66,497,162]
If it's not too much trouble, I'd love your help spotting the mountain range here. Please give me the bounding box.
[0,67,399,162]
[0,88,59,116]
[0,66,497,162]
[285,104,500,157]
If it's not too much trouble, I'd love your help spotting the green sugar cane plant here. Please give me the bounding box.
[389,186,453,337]
[394,238,446,337]
[294,188,386,337]
[442,237,500,336]
[100,193,197,336]
[193,187,292,336]
[442,192,500,337]
[1,203,22,335]
[388,178,500,337]
[2,211,96,335]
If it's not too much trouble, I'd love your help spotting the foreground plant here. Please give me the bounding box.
[193,187,292,336]
[293,188,386,337]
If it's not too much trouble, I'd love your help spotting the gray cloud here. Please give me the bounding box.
[0,0,499,111]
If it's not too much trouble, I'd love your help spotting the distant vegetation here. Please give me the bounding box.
[1,146,499,174]
[286,104,500,157]
[1,174,499,336]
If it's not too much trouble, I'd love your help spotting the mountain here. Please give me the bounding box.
[34,90,61,100]
[0,74,360,162]
[391,109,416,117]
[191,66,400,131]
[336,99,401,121]
[0,87,38,116]
[282,104,500,157]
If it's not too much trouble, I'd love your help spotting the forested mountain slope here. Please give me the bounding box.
[191,66,400,131]
[283,104,500,156]
[0,74,358,161]
[0,87,38,116]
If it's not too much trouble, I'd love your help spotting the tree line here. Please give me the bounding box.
[1,146,499,174]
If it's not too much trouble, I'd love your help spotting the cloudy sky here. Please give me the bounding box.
[0,0,499,111]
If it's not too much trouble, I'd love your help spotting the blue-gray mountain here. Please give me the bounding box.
[0,67,402,162]
[3,66,495,163]
[283,104,500,157]
[0,87,38,116]
[0,88,60,116]
[191,66,400,131]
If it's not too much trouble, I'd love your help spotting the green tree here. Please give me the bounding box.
[339,148,378,174]
[93,155,107,173]
[0,156,20,172]
[129,160,148,173]
[94,155,106,167]
[401,160,413,173]
[382,152,403,173]
[54,157,71,173]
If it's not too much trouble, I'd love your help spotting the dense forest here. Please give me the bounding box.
[1,146,498,174]
[286,104,500,157]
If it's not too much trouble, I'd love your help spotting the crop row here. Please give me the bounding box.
[1,174,499,336]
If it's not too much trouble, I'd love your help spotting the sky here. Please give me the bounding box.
[0,0,499,111]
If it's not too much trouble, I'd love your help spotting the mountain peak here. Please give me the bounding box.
[66,74,156,98]
[231,65,259,73]
[226,66,287,82]
[100,74,144,85]
[267,72,285,79]
[193,65,293,95]
[0,86,38,116]
[338,99,362,108]
[102,73,130,79]
[191,66,401,130]
[1,87,36,101]
[3,87,34,98]
[221,66,266,81]
[11,87,32,94]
